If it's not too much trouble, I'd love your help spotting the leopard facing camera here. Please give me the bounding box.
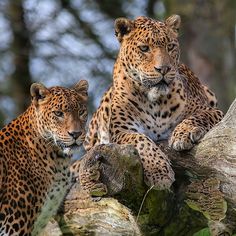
[84,14,223,191]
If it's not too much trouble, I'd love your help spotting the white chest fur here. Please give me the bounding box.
[134,88,186,142]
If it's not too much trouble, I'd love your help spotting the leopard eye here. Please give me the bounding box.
[167,43,175,51]
[79,110,84,116]
[138,45,150,52]
[79,109,88,117]
[53,111,64,118]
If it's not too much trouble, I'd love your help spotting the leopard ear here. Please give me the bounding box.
[74,80,89,102]
[115,18,134,43]
[30,83,50,105]
[165,15,181,34]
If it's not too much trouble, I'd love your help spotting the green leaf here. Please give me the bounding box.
[193,228,210,236]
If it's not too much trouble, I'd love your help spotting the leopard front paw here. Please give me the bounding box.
[80,164,101,182]
[169,126,206,151]
[143,158,175,190]
[79,154,108,197]
[79,168,108,197]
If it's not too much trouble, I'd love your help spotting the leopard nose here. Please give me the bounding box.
[154,65,171,75]
[68,131,82,139]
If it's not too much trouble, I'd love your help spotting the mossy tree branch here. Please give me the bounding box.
[42,99,236,236]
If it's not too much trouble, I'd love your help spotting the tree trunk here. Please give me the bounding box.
[41,98,236,236]
[7,1,32,116]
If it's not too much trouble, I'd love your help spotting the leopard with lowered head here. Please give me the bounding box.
[84,15,223,190]
[0,80,88,236]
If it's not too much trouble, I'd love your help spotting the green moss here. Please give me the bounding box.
[193,228,210,236]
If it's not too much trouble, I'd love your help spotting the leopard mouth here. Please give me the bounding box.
[146,79,170,102]
[66,143,80,149]
[155,80,169,89]
[56,141,82,154]
[143,78,169,89]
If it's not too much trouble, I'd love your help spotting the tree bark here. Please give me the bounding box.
[41,98,236,236]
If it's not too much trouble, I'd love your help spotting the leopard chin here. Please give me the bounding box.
[56,141,82,156]
[62,144,81,155]
[147,84,170,102]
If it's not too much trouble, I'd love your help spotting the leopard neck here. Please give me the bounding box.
[15,105,42,138]
[12,105,59,154]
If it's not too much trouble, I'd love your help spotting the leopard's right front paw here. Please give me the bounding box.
[80,170,108,197]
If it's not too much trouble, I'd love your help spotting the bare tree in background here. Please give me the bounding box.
[7,0,32,115]
[0,0,235,122]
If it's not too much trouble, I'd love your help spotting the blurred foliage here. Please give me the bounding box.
[165,0,236,109]
[0,0,235,127]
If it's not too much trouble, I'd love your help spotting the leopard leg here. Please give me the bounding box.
[112,132,175,190]
[169,108,223,151]
[84,87,112,151]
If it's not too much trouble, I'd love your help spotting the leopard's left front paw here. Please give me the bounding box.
[79,161,108,197]
[169,126,206,151]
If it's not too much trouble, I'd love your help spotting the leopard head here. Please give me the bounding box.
[30,80,88,155]
[115,15,181,98]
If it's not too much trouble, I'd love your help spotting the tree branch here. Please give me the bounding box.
[42,98,236,236]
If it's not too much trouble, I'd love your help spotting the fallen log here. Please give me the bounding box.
[41,98,236,236]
